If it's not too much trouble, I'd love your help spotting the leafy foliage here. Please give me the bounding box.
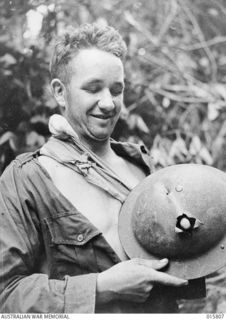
[1,0,226,174]
[1,0,226,312]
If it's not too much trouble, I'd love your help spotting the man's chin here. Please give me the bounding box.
[86,126,112,139]
[88,131,112,142]
[92,135,110,142]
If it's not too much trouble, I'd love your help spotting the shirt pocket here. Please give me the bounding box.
[43,211,101,279]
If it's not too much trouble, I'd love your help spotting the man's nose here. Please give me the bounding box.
[98,89,115,112]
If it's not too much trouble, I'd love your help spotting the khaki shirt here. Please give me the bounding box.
[0,139,204,313]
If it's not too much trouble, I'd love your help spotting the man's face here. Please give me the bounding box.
[63,48,124,145]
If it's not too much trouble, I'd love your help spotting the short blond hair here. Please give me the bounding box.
[50,23,127,84]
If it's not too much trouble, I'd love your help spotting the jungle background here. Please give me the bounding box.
[1,0,226,313]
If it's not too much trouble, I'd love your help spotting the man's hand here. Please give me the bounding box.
[96,258,188,304]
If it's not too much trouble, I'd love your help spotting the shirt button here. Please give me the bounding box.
[77,234,84,242]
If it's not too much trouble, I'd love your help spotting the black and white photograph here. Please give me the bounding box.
[0,0,226,315]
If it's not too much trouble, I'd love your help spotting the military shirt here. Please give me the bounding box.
[0,139,203,313]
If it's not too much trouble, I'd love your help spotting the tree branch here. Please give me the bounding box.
[158,0,178,42]
[179,36,226,51]
[179,0,218,81]
[148,85,214,103]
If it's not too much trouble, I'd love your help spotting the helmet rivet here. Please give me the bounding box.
[175,185,183,192]
[220,245,225,250]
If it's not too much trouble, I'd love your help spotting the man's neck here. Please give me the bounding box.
[79,136,115,162]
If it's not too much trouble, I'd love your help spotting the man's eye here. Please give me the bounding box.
[84,85,102,93]
[110,86,124,96]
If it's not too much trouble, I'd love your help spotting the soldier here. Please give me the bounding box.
[0,23,188,313]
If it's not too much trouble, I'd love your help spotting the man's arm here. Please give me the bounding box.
[0,161,97,313]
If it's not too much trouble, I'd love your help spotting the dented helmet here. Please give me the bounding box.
[119,164,226,280]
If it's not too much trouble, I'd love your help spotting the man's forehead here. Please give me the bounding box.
[69,48,124,74]
[82,77,125,87]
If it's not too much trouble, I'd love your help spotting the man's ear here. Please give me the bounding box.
[51,79,66,108]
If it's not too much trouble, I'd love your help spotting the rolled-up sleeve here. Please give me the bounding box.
[65,274,97,313]
[1,273,97,313]
[0,159,98,313]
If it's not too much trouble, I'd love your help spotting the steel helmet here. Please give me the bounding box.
[119,164,226,279]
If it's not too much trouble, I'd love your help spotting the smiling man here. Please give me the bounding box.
[0,24,188,313]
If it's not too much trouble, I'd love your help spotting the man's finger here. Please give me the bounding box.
[150,269,188,287]
[133,258,169,270]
